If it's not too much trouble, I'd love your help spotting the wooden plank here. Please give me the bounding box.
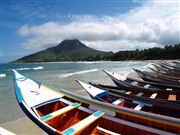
[130,81,138,85]
[125,91,132,95]
[97,126,121,135]
[166,88,172,91]
[168,94,176,101]
[40,102,81,122]
[61,110,105,135]
[134,93,157,111]
[134,103,144,111]
[150,93,157,99]
[112,98,124,105]
[136,92,144,97]
[133,92,144,104]
[143,84,151,88]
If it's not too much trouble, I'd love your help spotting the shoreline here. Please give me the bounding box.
[5,59,178,64]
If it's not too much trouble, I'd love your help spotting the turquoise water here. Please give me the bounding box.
[0,61,155,123]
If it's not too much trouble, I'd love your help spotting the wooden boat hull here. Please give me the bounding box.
[17,101,57,134]
[148,67,180,80]
[159,63,180,73]
[90,83,180,109]
[134,69,180,85]
[13,70,180,135]
[77,80,180,133]
[172,61,180,67]
[78,80,180,110]
[152,64,180,77]
[102,70,180,93]
[161,63,180,70]
[127,76,180,90]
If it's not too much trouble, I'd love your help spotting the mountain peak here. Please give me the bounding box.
[14,39,113,63]
[62,39,80,43]
[55,39,86,52]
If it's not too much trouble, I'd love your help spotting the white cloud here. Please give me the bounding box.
[83,40,160,52]
[17,0,180,52]
[18,25,29,36]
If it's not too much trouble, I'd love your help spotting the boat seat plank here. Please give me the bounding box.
[134,103,144,111]
[97,126,121,135]
[136,92,144,97]
[133,92,144,104]
[40,102,81,122]
[150,93,157,99]
[143,84,151,88]
[166,88,172,91]
[125,91,132,95]
[61,110,105,135]
[134,93,157,111]
[168,94,176,101]
[112,98,124,105]
[130,81,138,85]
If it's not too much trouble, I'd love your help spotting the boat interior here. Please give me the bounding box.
[32,97,179,134]
[91,82,179,101]
[33,98,124,134]
[95,92,180,119]
[108,89,179,101]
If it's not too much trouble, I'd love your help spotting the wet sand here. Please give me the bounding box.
[1,117,46,135]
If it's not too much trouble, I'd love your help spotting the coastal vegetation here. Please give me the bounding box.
[14,39,180,63]
[110,44,180,60]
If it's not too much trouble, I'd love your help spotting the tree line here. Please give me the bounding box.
[107,44,180,60]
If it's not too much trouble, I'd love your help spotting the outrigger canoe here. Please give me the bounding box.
[77,80,180,133]
[102,70,180,91]
[148,67,180,80]
[77,80,180,109]
[152,64,180,76]
[13,70,180,135]
[133,69,180,85]
[160,62,180,70]
[172,61,180,66]
[86,82,180,106]
[159,63,180,73]
[127,76,180,90]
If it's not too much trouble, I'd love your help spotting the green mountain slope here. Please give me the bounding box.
[15,39,113,63]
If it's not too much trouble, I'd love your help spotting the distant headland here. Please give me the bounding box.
[14,39,180,63]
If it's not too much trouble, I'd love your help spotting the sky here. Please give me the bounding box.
[1,0,180,63]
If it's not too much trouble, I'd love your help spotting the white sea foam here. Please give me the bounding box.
[16,68,30,71]
[47,61,103,64]
[0,74,6,78]
[75,61,103,64]
[16,66,43,71]
[141,63,154,71]
[33,66,43,70]
[59,69,98,78]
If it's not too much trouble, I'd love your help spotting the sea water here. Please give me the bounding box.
[0,61,161,123]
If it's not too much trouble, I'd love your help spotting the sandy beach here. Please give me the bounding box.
[1,117,46,135]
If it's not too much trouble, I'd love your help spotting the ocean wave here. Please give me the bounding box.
[141,63,154,71]
[33,66,44,70]
[75,61,103,64]
[48,61,104,64]
[59,69,98,78]
[16,66,44,71]
[0,74,6,78]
